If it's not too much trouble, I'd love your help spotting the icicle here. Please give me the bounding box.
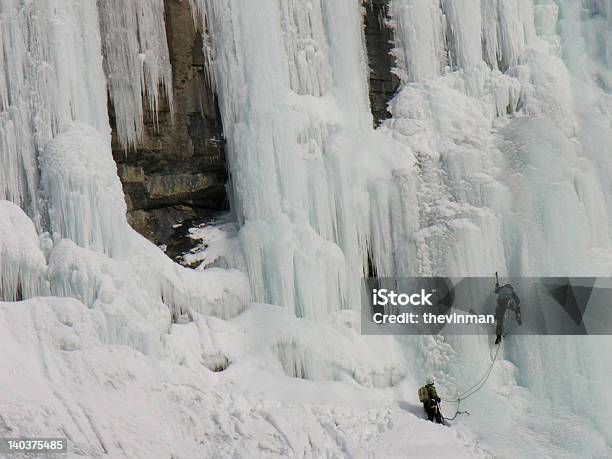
[441,0,482,71]
[40,123,128,257]
[481,0,501,70]
[279,0,332,96]
[390,0,447,81]
[496,0,536,70]
[98,0,174,149]
[533,0,560,38]
[0,201,48,301]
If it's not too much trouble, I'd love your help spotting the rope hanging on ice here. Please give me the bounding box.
[441,341,502,422]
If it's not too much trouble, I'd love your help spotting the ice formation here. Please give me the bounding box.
[40,124,128,257]
[384,1,612,455]
[190,0,612,455]
[0,201,48,301]
[189,0,416,319]
[1,0,612,456]
[0,0,108,225]
[98,0,174,148]
[0,0,249,350]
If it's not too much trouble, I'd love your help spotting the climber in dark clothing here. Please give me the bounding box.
[495,281,521,344]
[419,377,443,424]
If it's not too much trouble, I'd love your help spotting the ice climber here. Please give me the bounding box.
[494,277,521,344]
[418,377,443,424]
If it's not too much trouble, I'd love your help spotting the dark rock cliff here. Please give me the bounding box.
[110,0,227,251]
[364,0,399,126]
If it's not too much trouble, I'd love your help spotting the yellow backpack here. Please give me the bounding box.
[418,385,430,402]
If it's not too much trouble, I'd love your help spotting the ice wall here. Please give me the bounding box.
[190,0,598,315]
[386,0,611,277]
[385,0,612,455]
[0,0,108,226]
[0,0,174,224]
[190,0,612,454]
[190,0,416,318]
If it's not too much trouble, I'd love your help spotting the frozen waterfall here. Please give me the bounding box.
[0,0,611,457]
[190,0,418,318]
[193,0,612,455]
[0,0,247,348]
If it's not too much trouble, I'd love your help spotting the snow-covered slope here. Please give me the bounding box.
[0,298,488,458]
[1,0,612,457]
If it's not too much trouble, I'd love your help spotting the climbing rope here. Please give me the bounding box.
[440,399,468,422]
[441,341,502,422]
[439,272,507,422]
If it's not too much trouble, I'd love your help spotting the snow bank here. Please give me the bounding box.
[181,216,244,270]
[164,304,406,388]
[0,297,487,458]
[127,232,250,321]
[47,239,169,355]
[44,231,249,354]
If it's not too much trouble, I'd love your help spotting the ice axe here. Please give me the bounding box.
[495,271,499,286]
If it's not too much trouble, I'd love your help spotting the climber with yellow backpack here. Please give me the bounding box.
[418,377,443,424]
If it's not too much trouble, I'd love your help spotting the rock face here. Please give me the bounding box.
[110,0,227,249]
[109,0,400,255]
[363,0,399,126]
